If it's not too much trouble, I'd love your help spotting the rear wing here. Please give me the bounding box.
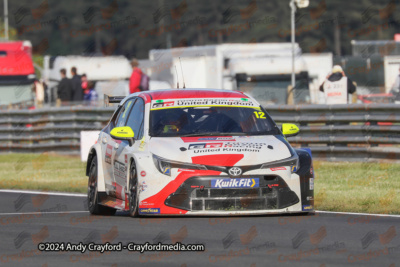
[104,94,126,107]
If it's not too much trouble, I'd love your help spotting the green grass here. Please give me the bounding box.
[0,154,399,214]
[314,161,400,214]
[0,153,87,193]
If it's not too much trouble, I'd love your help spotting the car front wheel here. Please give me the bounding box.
[87,155,116,216]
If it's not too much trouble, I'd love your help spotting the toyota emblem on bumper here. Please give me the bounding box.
[228,167,242,176]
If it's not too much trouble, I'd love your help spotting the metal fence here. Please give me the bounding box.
[0,106,115,154]
[268,104,400,162]
[1,104,399,162]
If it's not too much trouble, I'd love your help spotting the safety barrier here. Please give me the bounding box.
[0,104,399,161]
[0,106,115,154]
[267,104,400,162]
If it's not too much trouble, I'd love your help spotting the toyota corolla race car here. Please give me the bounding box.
[86,89,314,216]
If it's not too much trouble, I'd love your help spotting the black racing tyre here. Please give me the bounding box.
[128,160,139,217]
[87,155,116,216]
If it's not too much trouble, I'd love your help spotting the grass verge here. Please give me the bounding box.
[0,154,399,214]
[313,161,400,214]
[0,153,86,193]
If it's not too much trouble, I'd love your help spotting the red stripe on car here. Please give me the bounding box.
[191,154,244,167]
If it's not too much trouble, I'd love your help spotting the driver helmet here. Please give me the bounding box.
[162,110,185,133]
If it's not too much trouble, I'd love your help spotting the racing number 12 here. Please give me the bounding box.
[254,111,266,119]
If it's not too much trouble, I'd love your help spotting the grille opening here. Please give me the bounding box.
[261,187,274,195]
[205,199,236,211]
[192,200,203,211]
[264,175,278,181]
[237,198,266,210]
[195,189,208,198]
[209,188,259,198]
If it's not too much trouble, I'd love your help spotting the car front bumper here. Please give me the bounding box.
[138,170,312,216]
[165,175,300,212]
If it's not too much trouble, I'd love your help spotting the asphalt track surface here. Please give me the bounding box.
[1,190,399,267]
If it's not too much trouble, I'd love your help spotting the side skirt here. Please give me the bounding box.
[98,192,128,211]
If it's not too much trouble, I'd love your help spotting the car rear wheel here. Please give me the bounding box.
[128,160,139,217]
[87,155,116,216]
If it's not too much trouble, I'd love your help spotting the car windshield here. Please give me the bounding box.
[150,105,280,137]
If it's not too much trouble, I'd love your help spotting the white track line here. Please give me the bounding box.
[316,210,400,218]
[0,211,88,216]
[0,189,86,197]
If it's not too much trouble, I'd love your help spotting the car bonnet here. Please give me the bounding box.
[149,135,292,166]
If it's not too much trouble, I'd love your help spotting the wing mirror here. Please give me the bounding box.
[110,126,135,146]
[281,123,299,137]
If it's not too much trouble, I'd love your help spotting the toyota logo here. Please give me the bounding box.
[228,167,242,177]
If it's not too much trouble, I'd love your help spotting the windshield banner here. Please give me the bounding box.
[151,98,258,110]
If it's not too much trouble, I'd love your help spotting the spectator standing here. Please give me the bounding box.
[319,65,356,104]
[81,74,88,95]
[57,68,73,103]
[129,58,149,93]
[84,81,98,105]
[70,66,83,102]
[129,59,142,94]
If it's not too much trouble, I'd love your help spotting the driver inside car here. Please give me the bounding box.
[161,110,189,133]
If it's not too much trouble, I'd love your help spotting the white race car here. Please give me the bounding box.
[86,89,314,216]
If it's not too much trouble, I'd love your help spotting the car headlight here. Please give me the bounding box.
[153,154,172,176]
[152,154,207,176]
[260,154,300,173]
[291,158,300,173]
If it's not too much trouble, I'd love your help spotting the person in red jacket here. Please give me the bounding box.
[81,74,88,95]
[129,59,142,94]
